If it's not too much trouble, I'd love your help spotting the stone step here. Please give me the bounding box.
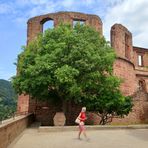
[38,124,148,132]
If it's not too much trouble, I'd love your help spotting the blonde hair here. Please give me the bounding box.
[81,107,86,112]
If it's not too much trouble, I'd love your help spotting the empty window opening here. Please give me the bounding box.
[73,20,85,27]
[43,20,54,32]
[138,55,143,66]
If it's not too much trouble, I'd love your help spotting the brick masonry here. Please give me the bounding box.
[17,12,148,125]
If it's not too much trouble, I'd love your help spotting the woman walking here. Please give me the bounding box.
[76,107,88,140]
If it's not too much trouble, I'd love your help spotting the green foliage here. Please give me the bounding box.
[12,23,133,124]
[83,76,133,124]
[0,79,17,121]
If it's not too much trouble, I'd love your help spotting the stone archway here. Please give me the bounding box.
[40,18,54,33]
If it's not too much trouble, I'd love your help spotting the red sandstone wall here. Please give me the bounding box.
[133,49,138,66]
[134,46,148,94]
[111,24,139,96]
[110,23,148,124]
[113,58,137,96]
[136,76,148,93]
[27,11,103,44]
[144,53,148,66]
[133,46,148,67]
[17,94,30,114]
[138,53,148,67]
[146,79,148,92]
[111,24,134,63]
[111,90,148,124]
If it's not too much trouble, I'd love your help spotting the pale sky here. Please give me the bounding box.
[0,0,148,80]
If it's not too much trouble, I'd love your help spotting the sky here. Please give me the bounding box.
[0,0,148,80]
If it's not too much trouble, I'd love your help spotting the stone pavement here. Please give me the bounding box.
[9,127,148,148]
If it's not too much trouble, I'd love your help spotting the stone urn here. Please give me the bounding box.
[53,112,66,126]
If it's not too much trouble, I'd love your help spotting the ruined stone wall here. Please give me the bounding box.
[17,94,30,114]
[111,90,148,124]
[133,46,148,67]
[144,53,148,66]
[27,11,102,44]
[111,23,148,124]
[113,58,137,96]
[111,24,134,63]
[111,24,137,96]
[133,46,148,93]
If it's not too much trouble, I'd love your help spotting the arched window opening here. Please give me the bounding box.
[42,20,54,32]
[73,20,85,27]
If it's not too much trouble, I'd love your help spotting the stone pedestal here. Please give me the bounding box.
[53,112,66,126]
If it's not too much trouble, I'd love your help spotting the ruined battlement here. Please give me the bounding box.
[27,11,102,44]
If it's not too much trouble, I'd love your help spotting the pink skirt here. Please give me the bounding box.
[79,124,86,131]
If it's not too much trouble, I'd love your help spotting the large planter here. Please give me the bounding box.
[53,112,66,126]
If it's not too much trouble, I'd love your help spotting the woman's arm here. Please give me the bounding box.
[78,113,82,120]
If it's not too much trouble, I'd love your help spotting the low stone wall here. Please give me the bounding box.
[0,114,34,148]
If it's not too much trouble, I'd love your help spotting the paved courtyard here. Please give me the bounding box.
[9,128,148,148]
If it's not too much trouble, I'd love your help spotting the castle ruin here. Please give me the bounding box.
[17,12,148,125]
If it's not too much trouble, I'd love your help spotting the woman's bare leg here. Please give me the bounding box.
[83,130,87,138]
[78,131,82,139]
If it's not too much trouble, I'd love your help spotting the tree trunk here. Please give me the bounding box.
[62,99,67,113]
[99,113,108,125]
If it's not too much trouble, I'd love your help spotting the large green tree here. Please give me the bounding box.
[12,23,132,124]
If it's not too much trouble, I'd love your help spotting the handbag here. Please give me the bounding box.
[75,117,80,124]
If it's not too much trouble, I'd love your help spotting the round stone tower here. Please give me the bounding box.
[111,24,137,96]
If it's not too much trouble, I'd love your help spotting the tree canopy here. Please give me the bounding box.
[12,23,132,124]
